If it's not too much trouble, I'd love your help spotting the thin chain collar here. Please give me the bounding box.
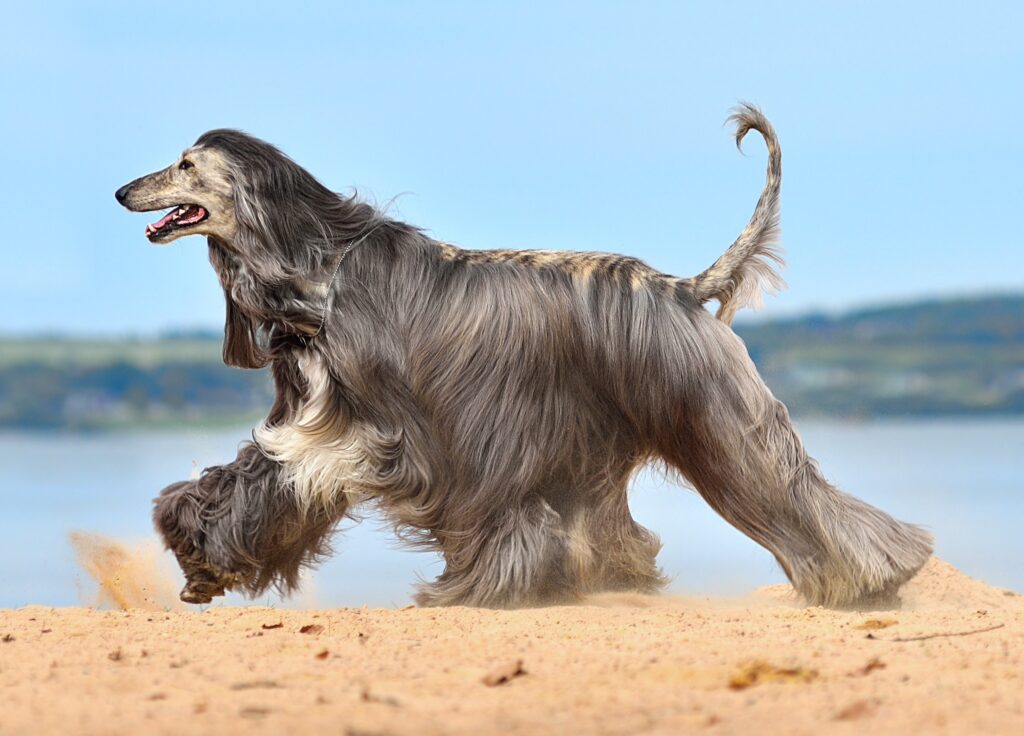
[310,222,383,338]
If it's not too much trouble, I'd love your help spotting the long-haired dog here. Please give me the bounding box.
[115,105,932,609]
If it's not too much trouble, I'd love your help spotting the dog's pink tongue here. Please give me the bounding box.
[147,210,177,234]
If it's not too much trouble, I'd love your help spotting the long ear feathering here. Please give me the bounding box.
[692,103,785,325]
[208,240,270,369]
[222,296,270,369]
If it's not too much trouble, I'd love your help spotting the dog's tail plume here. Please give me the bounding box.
[691,103,784,325]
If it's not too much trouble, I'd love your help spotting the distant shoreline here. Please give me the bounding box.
[2,293,1021,431]
[4,414,1024,438]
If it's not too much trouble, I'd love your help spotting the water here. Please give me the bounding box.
[1,420,1021,608]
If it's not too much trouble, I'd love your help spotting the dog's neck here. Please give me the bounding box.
[206,220,384,340]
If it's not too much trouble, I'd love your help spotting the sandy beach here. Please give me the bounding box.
[1,557,1021,735]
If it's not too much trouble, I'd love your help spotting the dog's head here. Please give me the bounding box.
[114,140,239,245]
[115,130,321,368]
[115,130,368,367]
[114,129,338,256]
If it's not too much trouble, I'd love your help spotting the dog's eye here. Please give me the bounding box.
[179,159,194,171]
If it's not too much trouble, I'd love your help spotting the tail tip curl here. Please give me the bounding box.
[727,102,776,153]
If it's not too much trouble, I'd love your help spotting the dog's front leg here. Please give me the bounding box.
[153,441,346,604]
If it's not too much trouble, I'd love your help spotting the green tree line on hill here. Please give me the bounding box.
[2,294,1021,431]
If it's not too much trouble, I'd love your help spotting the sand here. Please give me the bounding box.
[1,558,1022,735]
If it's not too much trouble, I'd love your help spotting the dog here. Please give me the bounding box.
[115,104,933,608]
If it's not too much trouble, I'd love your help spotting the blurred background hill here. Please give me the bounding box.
[2,293,1021,431]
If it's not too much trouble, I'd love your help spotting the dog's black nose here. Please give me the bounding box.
[114,184,131,204]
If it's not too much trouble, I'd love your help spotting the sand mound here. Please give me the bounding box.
[754,556,1021,611]
[69,532,182,611]
[901,557,1021,610]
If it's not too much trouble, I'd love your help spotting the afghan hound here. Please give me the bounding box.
[114,105,933,609]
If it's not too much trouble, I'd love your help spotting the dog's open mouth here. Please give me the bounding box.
[145,204,208,240]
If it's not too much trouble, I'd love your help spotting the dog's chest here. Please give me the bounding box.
[254,351,367,510]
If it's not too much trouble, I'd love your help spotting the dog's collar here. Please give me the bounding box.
[308,223,383,338]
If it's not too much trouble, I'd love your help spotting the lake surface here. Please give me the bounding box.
[1,419,1021,608]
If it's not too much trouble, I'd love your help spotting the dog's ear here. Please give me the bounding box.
[208,240,269,370]
[223,293,269,369]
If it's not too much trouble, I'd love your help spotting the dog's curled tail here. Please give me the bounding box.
[691,103,785,325]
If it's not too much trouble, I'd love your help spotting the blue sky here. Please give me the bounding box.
[2,1,1021,334]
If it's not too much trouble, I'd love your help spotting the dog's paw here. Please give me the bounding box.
[179,569,227,604]
[178,563,242,604]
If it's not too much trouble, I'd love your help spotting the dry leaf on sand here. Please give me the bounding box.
[728,661,818,690]
[835,699,877,721]
[850,657,887,677]
[855,618,898,630]
[482,659,527,687]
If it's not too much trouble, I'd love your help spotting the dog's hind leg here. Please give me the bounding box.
[414,495,574,608]
[562,476,667,596]
[656,330,933,608]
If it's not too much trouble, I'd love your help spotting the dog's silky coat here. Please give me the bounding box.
[115,105,933,608]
